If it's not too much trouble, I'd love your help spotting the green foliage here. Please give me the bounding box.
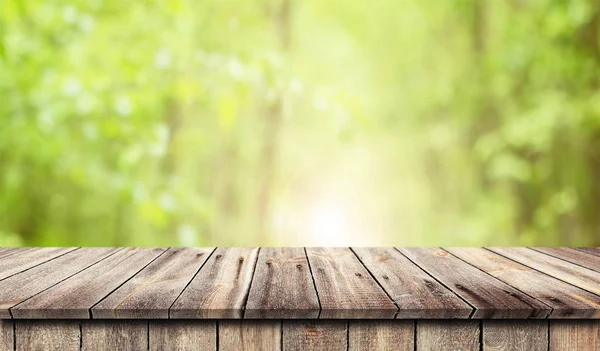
[1,0,599,246]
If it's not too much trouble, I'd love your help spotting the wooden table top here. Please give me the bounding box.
[0,247,599,319]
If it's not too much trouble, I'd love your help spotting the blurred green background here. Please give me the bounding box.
[1,0,600,247]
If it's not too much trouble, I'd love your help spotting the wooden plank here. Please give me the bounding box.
[245,247,319,319]
[550,320,600,351]
[532,247,600,272]
[0,320,12,351]
[170,247,259,319]
[489,247,600,295]
[283,320,346,351]
[446,247,600,318]
[219,320,280,351]
[353,247,472,319]
[0,248,120,319]
[398,248,550,318]
[305,247,397,318]
[82,320,147,351]
[16,320,79,351]
[149,320,216,351]
[0,247,29,260]
[0,247,76,281]
[348,320,414,351]
[575,247,600,257]
[417,320,479,351]
[12,247,165,318]
[483,320,548,351]
[92,247,214,319]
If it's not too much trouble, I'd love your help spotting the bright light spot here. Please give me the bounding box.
[308,202,347,246]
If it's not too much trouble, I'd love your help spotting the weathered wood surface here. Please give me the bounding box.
[399,248,550,318]
[353,247,472,318]
[532,247,600,272]
[483,320,548,351]
[150,320,216,351]
[348,320,414,351]
[283,320,347,351]
[16,320,79,351]
[0,320,13,351]
[306,248,397,318]
[220,320,281,351]
[416,320,479,351]
[550,320,600,351]
[0,247,76,281]
[245,248,319,318]
[170,247,259,318]
[446,247,600,318]
[93,247,214,319]
[12,248,165,318]
[82,320,147,351]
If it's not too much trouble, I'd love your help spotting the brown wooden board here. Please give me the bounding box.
[348,320,414,351]
[245,247,319,319]
[353,247,472,319]
[0,248,29,260]
[305,247,397,319]
[92,247,214,319]
[16,320,80,351]
[0,247,120,319]
[483,320,548,351]
[575,247,600,257]
[0,247,76,281]
[532,247,600,272]
[283,320,347,351]
[170,247,259,318]
[0,320,13,351]
[446,247,600,318]
[550,320,600,351]
[399,248,550,318]
[489,247,600,296]
[11,247,165,319]
[416,320,479,351]
[149,320,216,351]
[219,320,280,351]
[82,320,147,351]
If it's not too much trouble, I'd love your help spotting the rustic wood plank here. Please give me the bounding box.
[0,247,120,319]
[575,247,600,257]
[92,247,214,319]
[16,320,79,351]
[170,247,260,319]
[532,247,600,272]
[245,247,319,319]
[353,247,472,319]
[149,320,216,351]
[417,320,479,351]
[0,320,12,351]
[483,320,548,351]
[0,247,76,281]
[348,320,414,351]
[0,247,29,260]
[305,247,397,319]
[489,247,600,295]
[446,247,600,318]
[283,320,346,351]
[219,320,280,351]
[82,320,147,351]
[12,247,165,318]
[398,248,550,318]
[550,320,600,351]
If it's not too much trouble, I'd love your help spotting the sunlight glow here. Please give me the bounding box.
[308,202,348,246]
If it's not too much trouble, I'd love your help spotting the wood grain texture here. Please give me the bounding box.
[170,247,260,318]
[0,247,120,319]
[219,320,280,351]
[0,248,28,260]
[82,320,147,351]
[0,247,76,281]
[483,320,548,351]
[245,247,319,319]
[446,247,600,318]
[550,320,600,351]
[575,247,600,257]
[16,320,79,351]
[93,247,214,319]
[349,320,414,351]
[399,248,550,318]
[417,320,479,351]
[490,247,600,295]
[283,320,347,351]
[353,247,472,319]
[306,248,397,319]
[532,247,600,272]
[12,247,165,318]
[149,320,216,351]
[0,320,12,351]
